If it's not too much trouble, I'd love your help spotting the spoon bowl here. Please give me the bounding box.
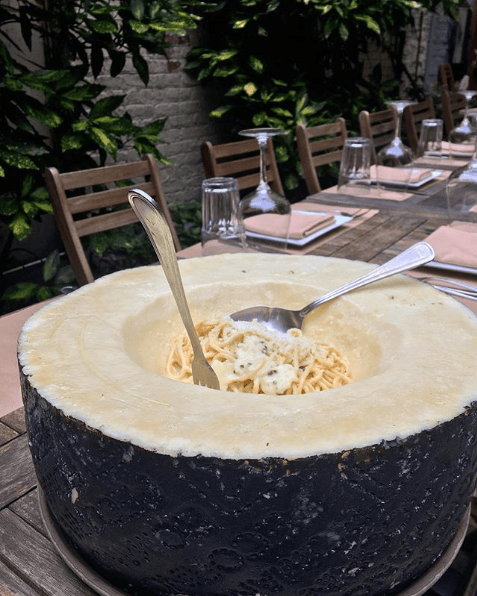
[231,242,435,333]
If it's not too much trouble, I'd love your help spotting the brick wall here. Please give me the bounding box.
[95,33,221,205]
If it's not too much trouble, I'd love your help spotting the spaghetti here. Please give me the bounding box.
[166,318,351,395]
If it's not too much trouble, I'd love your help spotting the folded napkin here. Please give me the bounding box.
[425,222,477,268]
[370,165,431,184]
[292,202,362,216]
[245,211,335,239]
[441,141,475,156]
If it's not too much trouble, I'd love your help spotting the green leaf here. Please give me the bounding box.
[37,286,54,301]
[43,250,60,283]
[21,102,63,128]
[0,196,18,217]
[0,165,4,177]
[9,212,32,240]
[3,77,23,92]
[233,19,249,29]
[249,56,264,73]
[0,150,39,170]
[339,23,349,40]
[87,19,118,34]
[132,53,149,85]
[210,105,232,118]
[21,174,34,198]
[244,82,258,96]
[72,119,89,132]
[90,127,118,157]
[131,0,146,20]
[61,133,87,152]
[62,84,104,101]
[355,15,381,34]
[130,20,150,34]
[3,282,38,301]
[21,200,39,218]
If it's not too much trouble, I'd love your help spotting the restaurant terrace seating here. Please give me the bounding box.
[441,88,467,137]
[44,154,180,286]
[200,137,284,195]
[296,118,348,194]
[358,106,398,163]
[402,97,436,155]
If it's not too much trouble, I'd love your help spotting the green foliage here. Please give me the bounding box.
[0,0,197,241]
[169,199,202,247]
[1,249,76,314]
[184,0,463,195]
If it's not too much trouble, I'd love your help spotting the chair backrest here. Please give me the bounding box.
[402,97,436,154]
[200,137,284,195]
[358,106,398,164]
[44,154,180,287]
[296,118,348,194]
[439,62,455,91]
[441,89,467,137]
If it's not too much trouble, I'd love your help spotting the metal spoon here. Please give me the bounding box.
[128,189,220,390]
[231,242,435,333]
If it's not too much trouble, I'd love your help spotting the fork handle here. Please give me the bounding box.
[128,189,203,358]
[300,242,436,317]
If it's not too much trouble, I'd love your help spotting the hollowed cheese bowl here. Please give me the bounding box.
[18,252,477,596]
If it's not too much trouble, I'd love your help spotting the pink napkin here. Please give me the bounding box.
[370,165,431,183]
[425,222,477,268]
[245,211,335,239]
[441,141,475,156]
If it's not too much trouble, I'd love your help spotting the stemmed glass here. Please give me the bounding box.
[238,128,291,247]
[449,90,477,147]
[376,100,415,167]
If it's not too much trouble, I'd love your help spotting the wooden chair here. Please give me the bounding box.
[44,154,180,287]
[441,88,467,137]
[358,106,398,163]
[200,137,284,195]
[439,62,456,91]
[402,97,436,155]
[296,118,348,194]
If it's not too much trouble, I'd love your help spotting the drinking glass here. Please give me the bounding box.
[418,119,443,158]
[449,91,477,157]
[201,177,246,256]
[377,100,415,167]
[446,158,477,215]
[238,128,291,249]
[337,137,371,194]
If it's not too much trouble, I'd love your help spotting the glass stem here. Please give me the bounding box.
[395,111,402,141]
[257,135,269,186]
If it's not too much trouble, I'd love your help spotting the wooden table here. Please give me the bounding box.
[2,211,477,596]
[307,167,477,224]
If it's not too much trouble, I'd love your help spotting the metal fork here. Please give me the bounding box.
[128,189,220,390]
[421,276,477,301]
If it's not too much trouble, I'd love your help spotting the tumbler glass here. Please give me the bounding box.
[417,119,443,158]
[337,137,371,194]
[201,177,246,256]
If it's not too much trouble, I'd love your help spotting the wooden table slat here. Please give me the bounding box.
[0,434,37,510]
[0,508,96,596]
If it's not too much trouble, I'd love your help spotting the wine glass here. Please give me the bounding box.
[238,128,291,248]
[449,90,477,151]
[376,100,415,167]
[446,158,477,215]
[374,100,415,190]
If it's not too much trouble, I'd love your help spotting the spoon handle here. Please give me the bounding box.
[300,242,435,317]
[128,189,203,358]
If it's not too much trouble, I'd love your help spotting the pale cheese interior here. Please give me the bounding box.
[18,253,477,459]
